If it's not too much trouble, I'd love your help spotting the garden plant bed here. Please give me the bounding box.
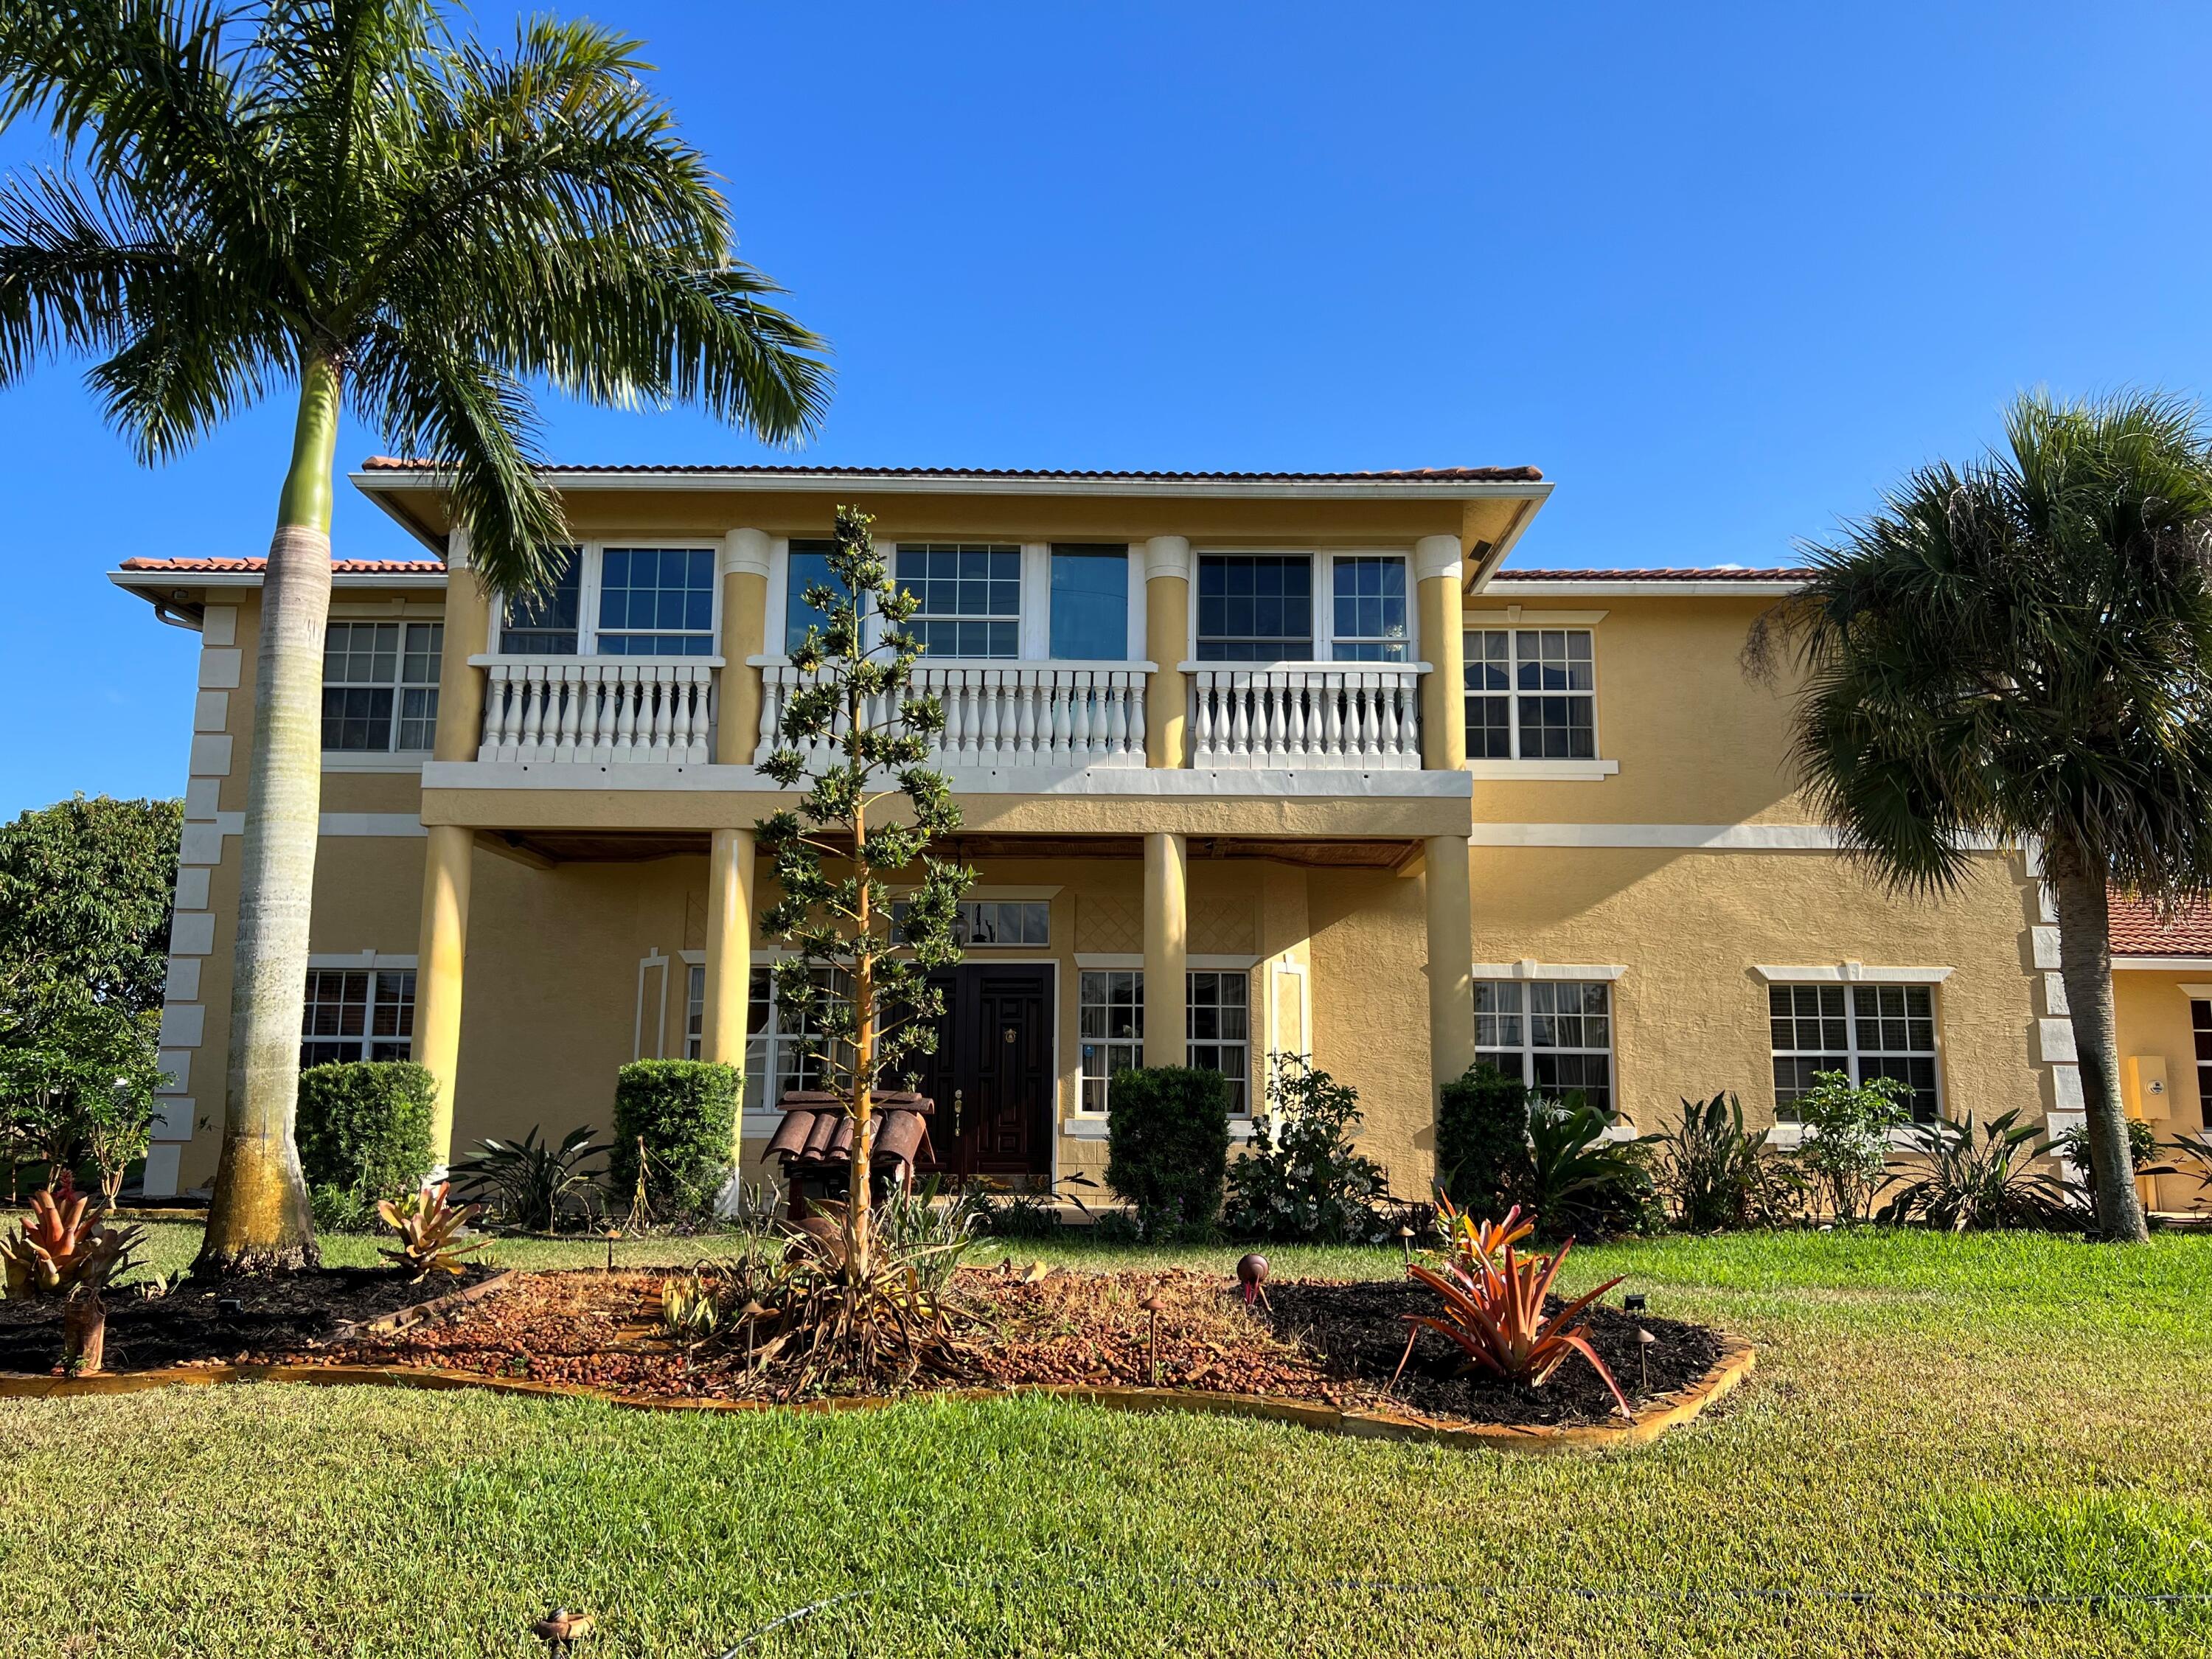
[0,1265,504,1375]
[239,1262,1745,1441]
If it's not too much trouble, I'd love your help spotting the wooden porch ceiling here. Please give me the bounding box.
[479,830,1422,871]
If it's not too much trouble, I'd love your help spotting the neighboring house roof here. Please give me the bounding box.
[358,458,1545,483]
[119,557,443,574]
[2110,893,2212,960]
[1493,567,1814,582]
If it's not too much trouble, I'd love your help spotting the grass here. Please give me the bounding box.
[6,1225,2212,1656]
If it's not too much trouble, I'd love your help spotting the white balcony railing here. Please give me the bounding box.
[473,655,719,764]
[1187,664,1426,770]
[754,661,1150,769]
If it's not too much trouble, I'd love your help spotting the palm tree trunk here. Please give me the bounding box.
[2045,846,2150,1244]
[195,353,341,1275]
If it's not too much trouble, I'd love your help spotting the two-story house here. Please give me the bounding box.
[113,461,2103,1202]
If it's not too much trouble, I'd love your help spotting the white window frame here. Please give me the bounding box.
[1472,974,1617,1114]
[891,540,1026,661]
[491,540,722,658]
[765,538,1146,667]
[1077,968,1145,1113]
[320,619,443,756]
[1186,549,1419,666]
[1766,980,1944,1124]
[1461,617,1601,765]
[300,960,418,1066]
[1071,962,1255,1118]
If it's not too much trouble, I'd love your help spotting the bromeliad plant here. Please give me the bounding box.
[1400,1202,1633,1418]
[375,1182,487,1279]
[0,1174,144,1373]
[757,506,973,1302]
[451,1124,609,1234]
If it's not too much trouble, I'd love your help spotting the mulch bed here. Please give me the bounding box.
[0,1265,497,1375]
[273,1264,1721,1430]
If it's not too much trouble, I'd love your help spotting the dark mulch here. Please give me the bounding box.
[1262,1276,1723,1427]
[0,1265,496,1375]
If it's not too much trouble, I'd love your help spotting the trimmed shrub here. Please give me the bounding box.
[611,1061,740,1217]
[296,1061,437,1200]
[1436,1062,1530,1218]
[1105,1066,1230,1239]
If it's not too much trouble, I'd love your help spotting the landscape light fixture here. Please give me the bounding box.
[1622,1292,1648,1314]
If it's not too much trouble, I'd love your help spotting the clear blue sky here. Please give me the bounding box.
[4,1,2210,815]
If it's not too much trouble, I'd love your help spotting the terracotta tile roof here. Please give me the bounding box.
[1492,567,1815,582]
[358,457,1545,483]
[2110,893,2212,958]
[119,556,444,574]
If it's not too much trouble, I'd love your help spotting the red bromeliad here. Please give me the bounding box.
[1401,1229,1634,1419]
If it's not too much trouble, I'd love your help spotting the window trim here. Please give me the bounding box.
[490,540,722,658]
[1472,975,1617,1116]
[1186,548,1420,667]
[299,961,417,1068]
[1461,621,1602,765]
[1767,980,1945,1124]
[320,619,443,757]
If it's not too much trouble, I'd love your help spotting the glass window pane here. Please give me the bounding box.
[1049,545,1129,660]
[1195,555,1313,661]
[594,546,714,653]
[501,548,581,653]
[1331,556,1408,662]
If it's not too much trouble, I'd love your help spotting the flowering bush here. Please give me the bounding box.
[1224,1056,1394,1243]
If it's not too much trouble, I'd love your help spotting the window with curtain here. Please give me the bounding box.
[1196,555,1312,661]
[1474,979,1614,1113]
[1049,544,1129,659]
[1330,556,1408,661]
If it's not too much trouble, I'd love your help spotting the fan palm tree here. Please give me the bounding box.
[1750,391,2212,1243]
[0,1,830,1272]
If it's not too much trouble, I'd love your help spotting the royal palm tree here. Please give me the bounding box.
[1750,391,2212,1243]
[0,1,830,1271]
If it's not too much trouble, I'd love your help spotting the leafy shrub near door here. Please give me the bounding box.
[1224,1056,1392,1243]
[1436,1062,1531,1220]
[611,1061,741,1217]
[1105,1066,1230,1240]
[296,1062,437,1202]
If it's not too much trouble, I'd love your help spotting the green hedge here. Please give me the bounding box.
[296,1061,437,1200]
[611,1060,740,1215]
[1105,1066,1231,1239]
[1437,1061,1530,1217]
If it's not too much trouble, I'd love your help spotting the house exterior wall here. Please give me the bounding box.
[126,473,2076,1205]
[2112,968,2212,1211]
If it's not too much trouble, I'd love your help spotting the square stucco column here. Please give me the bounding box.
[415,526,493,1164]
[1414,534,1467,772]
[1425,833,1476,1096]
[702,827,757,1079]
[1143,537,1191,768]
[717,529,771,763]
[1143,831,1189,1065]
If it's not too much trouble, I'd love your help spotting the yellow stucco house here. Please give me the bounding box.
[111,460,2157,1204]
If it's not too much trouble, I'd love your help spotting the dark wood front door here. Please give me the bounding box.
[908,964,1054,1177]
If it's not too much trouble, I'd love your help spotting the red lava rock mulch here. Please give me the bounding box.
[0,1265,499,1374]
[281,1264,1722,1430]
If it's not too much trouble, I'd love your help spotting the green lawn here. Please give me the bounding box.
[5,1225,2211,1657]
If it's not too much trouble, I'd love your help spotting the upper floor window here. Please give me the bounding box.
[1050,544,1130,660]
[1330,556,1409,661]
[1464,627,1595,759]
[322,622,442,752]
[1197,554,1312,661]
[785,538,839,653]
[1769,983,1938,1122]
[896,543,1020,658]
[301,967,414,1067]
[1475,978,1613,1113]
[495,544,715,656]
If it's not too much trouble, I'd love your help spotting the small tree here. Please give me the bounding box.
[0,1004,163,1200]
[758,506,972,1282]
[1790,1070,1911,1224]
